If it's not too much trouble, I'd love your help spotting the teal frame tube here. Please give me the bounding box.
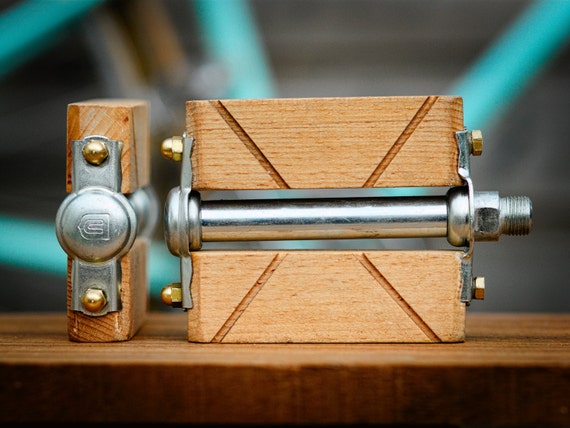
[192,0,277,99]
[448,0,570,130]
[0,214,66,276]
[0,0,105,79]
[0,214,179,297]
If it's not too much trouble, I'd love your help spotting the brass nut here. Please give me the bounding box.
[82,140,109,166]
[471,130,483,156]
[161,283,183,307]
[474,277,485,300]
[161,136,184,162]
[81,288,107,313]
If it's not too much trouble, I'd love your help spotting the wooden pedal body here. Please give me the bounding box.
[64,100,151,342]
[189,250,465,343]
[182,96,467,343]
[188,96,463,189]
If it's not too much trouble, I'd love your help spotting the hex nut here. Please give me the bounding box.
[471,130,483,156]
[474,277,485,300]
[473,191,501,241]
[473,192,533,242]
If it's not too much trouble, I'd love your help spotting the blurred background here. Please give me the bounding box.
[0,0,568,313]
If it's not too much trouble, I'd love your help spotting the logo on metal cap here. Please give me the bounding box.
[78,214,110,241]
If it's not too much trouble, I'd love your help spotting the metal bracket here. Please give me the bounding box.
[162,135,195,310]
[56,135,157,316]
[456,129,477,305]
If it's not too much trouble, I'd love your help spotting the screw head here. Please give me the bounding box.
[471,130,483,156]
[81,288,107,313]
[161,283,183,307]
[161,136,184,162]
[82,140,109,166]
[474,277,485,300]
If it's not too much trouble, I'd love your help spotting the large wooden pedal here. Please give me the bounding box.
[56,100,158,342]
[159,96,532,343]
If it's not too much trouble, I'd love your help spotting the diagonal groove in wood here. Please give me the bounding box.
[363,95,439,187]
[355,253,442,342]
[212,253,287,343]
[210,100,290,189]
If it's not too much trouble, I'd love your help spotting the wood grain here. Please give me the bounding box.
[186,96,464,190]
[67,99,150,194]
[65,99,150,342]
[66,239,149,342]
[188,250,465,343]
[1,312,569,425]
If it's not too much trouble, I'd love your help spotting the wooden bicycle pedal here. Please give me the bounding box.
[158,96,532,343]
[56,99,158,342]
[55,96,532,344]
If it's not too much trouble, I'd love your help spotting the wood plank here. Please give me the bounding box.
[0,312,569,425]
[66,239,149,342]
[65,99,150,342]
[67,99,150,194]
[188,250,465,343]
[186,96,464,190]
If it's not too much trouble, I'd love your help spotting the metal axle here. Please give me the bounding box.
[164,186,532,255]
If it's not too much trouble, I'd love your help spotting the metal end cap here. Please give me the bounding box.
[55,187,138,263]
[82,139,109,166]
[161,136,184,162]
[161,283,182,307]
[81,288,107,313]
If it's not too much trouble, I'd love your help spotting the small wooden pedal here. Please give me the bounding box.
[56,99,157,342]
[158,95,531,344]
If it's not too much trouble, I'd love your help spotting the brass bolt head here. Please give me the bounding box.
[471,130,483,156]
[81,288,107,313]
[82,140,109,166]
[161,283,183,307]
[161,136,184,162]
[474,277,485,300]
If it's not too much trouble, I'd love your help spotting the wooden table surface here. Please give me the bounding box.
[1,312,569,425]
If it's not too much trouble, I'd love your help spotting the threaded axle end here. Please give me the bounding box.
[500,196,532,236]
